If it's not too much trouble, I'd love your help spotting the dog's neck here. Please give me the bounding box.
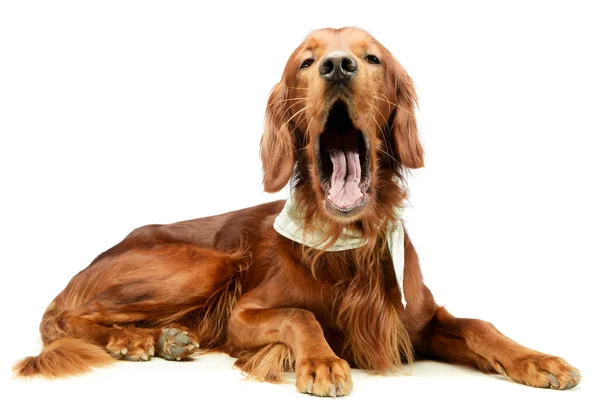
[273,195,408,307]
[274,196,370,251]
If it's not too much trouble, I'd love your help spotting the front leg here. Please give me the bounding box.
[420,307,581,389]
[228,303,353,397]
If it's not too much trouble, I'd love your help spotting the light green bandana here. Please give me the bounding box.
[273,197,407,308]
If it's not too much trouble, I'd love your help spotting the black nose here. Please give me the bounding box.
[319,52,357,84]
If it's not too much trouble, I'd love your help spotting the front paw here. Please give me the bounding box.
[494,354,581,390]
[295,357,353,397]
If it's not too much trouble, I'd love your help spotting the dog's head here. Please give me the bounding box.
[261,27,423,222]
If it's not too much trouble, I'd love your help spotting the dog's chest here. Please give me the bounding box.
[309,254,402,327]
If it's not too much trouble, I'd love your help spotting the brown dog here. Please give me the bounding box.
[14,27,581,396]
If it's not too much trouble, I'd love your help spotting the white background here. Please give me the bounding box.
[1,1,599,412]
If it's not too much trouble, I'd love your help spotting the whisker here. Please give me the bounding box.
[366,104,387,142]
[267,97,308,107]
[369,99,388,122]
[374,92,393,115]
[279,104,313,134]
[367,107,401,169]
[286,99,310,112]
[289,107,312,137]
[371,95,415,117]
[378,145,402,169]
[272,146,308,161]
[305,116,315,142]
[367,102,397,166]
[273,99,305,120]
[367,109,386,141]
[368,102,391,134]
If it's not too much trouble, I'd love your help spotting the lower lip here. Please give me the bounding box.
[325,194,369,217]
[322,182,369,215]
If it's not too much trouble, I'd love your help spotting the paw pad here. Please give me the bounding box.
[157,327,200,361]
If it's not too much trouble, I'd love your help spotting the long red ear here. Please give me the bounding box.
[260,83,295,193]
[391,63,424,169]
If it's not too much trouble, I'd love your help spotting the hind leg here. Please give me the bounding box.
[55,315,200,361]
[107,324,200,361]
[419,307,581,390]
[42,243,244,361]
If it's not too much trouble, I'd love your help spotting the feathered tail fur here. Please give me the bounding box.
[13,337,114,378]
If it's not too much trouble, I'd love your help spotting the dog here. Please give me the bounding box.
[14,27,581,396]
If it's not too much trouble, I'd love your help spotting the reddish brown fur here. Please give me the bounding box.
[14,27,580,395]
[13,338,114,378]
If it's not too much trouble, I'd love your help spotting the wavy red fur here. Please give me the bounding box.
[14,27,580,395]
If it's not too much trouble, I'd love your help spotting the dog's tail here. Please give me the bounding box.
[13,337,114,379]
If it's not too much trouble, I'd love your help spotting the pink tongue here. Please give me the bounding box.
[327,146,363,209]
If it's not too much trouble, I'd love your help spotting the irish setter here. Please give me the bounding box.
[14,27,581,396]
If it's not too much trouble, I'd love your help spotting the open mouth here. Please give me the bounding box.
[316,101,371,215]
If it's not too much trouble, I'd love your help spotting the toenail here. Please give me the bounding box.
[548,374,560,388]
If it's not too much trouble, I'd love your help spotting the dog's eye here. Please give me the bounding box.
[365,55,380,64]
[300,58,314,69]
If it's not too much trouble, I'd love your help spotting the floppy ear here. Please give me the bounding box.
[390,63,424,169]
[260,82,295,193]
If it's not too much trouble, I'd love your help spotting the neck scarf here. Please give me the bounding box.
[273,197,407,308]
